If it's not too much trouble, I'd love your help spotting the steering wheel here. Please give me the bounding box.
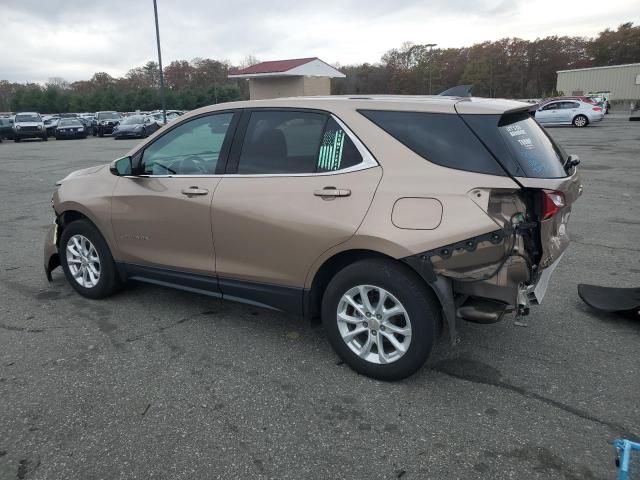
[178,155,207,174]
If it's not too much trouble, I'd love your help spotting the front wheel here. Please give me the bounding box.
[322,259,440,381]
[573,115,588,127]
[59,220,121,299]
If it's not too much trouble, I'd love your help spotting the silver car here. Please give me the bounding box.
[535,100,604,127]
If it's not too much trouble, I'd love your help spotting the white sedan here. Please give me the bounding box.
[535,100,604,127]
[534,100,604,127]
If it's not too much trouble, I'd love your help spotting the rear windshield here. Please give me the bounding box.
[359,110,505,176]
[462,112,568,179]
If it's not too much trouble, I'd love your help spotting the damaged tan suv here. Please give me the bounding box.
[44,96,582,380]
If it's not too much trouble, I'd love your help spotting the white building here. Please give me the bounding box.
[229,57,345,100]
[556,63,640,103]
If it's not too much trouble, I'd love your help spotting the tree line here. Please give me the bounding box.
[0,22,638,113]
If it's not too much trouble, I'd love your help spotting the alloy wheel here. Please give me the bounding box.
[336,285,412,364]
[66,234,101,288]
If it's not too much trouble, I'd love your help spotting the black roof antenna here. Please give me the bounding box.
[438,85,474,97]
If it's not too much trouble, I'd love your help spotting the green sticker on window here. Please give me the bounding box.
[317,129,345,171]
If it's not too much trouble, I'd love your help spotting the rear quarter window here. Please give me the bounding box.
[359,110,505,176]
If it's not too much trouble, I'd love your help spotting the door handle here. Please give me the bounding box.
[181,186,209,196]
[314,187,351,198]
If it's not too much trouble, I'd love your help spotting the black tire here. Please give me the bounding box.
[573,114,589,127]
[322,258,440,381]
[141,127,147,138]
[55,134,60,140]
[98,130,104,137]
[92,128,97,136]
[14,137,20,143]
[59,219,121,299]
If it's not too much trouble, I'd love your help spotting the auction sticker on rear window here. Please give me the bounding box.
[497,115,567,178]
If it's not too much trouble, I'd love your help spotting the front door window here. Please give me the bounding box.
[142,112,234,175]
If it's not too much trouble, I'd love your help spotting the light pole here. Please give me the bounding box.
[424,43,437,95]
[153,0,166,124]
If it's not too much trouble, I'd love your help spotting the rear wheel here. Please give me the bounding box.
[573,115,588,127]
[322,259,440,381]
[14,137,21,143]
[59,220,121,299]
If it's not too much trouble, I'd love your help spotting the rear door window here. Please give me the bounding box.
[235,111,363,174]
[237,111,326,174]
[359,110,505,176]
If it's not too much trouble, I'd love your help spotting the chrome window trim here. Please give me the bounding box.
[135,113,379,179]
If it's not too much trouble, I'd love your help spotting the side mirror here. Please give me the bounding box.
[110,156,133,176]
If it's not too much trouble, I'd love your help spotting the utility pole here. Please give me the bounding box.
[153,0,166,124]
[425,43,437,94]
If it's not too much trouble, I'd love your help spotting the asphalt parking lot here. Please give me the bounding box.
[0,114,639,480]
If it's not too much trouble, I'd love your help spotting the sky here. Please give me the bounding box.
[1,0,638,83]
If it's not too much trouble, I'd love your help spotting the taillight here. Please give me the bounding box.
[592,106,602,111]
[541,190,565,220]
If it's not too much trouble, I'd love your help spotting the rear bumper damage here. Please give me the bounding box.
[403,182,578,343]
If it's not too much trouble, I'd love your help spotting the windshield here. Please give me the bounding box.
[16,114,41,122]
[98,112,120,120]
[122,115,144,125]
[59,119,82,127]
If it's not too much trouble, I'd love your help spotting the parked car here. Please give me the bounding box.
[77,116,92,130]
[0,117,15,140]
[55,118,88,140]
[13,112,47,142]
[534,100,604,127]
[113,114,159,139]
[149,111,181,126]
[44,96,582,380]
[43,116,60,136]
[93,111,121,137]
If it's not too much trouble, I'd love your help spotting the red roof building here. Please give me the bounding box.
[228,57,345,99]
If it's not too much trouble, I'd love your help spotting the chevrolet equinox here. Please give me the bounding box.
[44,96,582,380]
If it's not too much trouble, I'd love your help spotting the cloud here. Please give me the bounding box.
[0,0,638,82]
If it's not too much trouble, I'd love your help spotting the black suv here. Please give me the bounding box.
[93,111,121,137]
